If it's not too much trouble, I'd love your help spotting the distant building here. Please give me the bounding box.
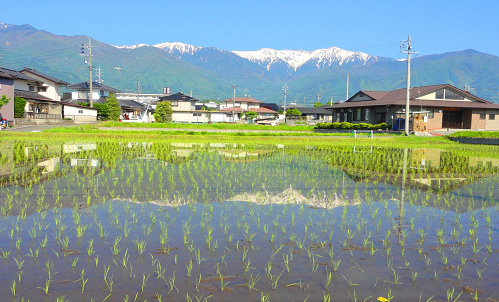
[326,84,499,130]
[67,81,121,103]
[158,92,209,123]
[67,81,149,122]
[286,105,333,123]
[215,97,278,122]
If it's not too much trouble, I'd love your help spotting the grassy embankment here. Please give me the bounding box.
[449,131,499,138]
[98,121,315,131]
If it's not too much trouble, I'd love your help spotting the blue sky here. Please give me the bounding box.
[1,0,498,58]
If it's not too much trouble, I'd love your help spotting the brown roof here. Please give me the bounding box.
[327,84,499,110]
[222,97,262,104]
[218,107,277,113]
[21,68,69,85]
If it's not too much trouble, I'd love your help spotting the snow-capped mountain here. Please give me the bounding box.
[113,44,149,50]
[153,42,201,57]
[232,47,376,71]
[111,42,381,73]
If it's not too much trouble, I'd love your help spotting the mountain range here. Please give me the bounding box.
[1,22,498,104]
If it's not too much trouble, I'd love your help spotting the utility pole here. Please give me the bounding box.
[80,37,94,107]
[316,92,321,104]
[231,84,237,123]
[330,96,333,106]
[346,73,349,101]
[95,66,103,84]
[283,83,288,112]
[400,36,417,136]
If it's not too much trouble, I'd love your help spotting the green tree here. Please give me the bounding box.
[14,97,27,118]
[105,93,121,121]
[286,108,301,116]
[313,101,323,107]
[245,111,257,120]
[154,101,173,123]
[0,95,10,109]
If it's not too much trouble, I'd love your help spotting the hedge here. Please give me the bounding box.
[315,122,389,130]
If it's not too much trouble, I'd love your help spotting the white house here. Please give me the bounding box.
[67,81,121,102]
[19,68,69,101]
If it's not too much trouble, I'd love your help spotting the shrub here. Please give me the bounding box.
[154,101,173,123]
[14,97,26,118]
[314,122,388,131]
[105,93,121,121]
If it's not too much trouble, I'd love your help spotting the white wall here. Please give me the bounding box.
[64,105,97,119]
[20,72,62,101]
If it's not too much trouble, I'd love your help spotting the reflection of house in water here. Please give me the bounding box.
[218,149,276,163]
[38,157,61,174]
[332,147,498,194]
[70,159,100,167]
[63,143,97,154]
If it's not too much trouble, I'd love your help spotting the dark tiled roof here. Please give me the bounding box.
[159,92,198,102]
[21,68,69,85]
[14,89,54,101]
[67,81,121,93]
[118,99,145,108]
[261,103,279,111]
[289,106,331,114]
[222,97,262,104]
[327,84,499,109]
[0,67,42,83]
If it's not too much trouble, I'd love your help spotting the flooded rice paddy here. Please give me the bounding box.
[0,140,498,301]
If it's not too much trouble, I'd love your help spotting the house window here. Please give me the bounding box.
[78,110,83,114]
[436,88,464,100]
[490,114,495,120]
[480,113,486,120]
[193,113,201,117]
[235,102,241,107]
[37,87,47,92]
[78,91,88,99]
[100,90,105,96]
[29,86,35,92]
[359,93,365,97]
[428,109,434,119]
[435,89,444,99]
[172,101,178,107]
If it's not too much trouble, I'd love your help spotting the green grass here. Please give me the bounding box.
[98,121,315,131]
[448,131,499,138]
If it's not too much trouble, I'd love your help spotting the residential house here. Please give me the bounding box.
[19,68,69,101]
[326,84,499,130]
[0,67,97,123]
[67,81,150,122]
[214,97,278,122]
[157,92,210,123]
[0,68,15,123]
[67,81,121,103]
[286,105,333,123]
